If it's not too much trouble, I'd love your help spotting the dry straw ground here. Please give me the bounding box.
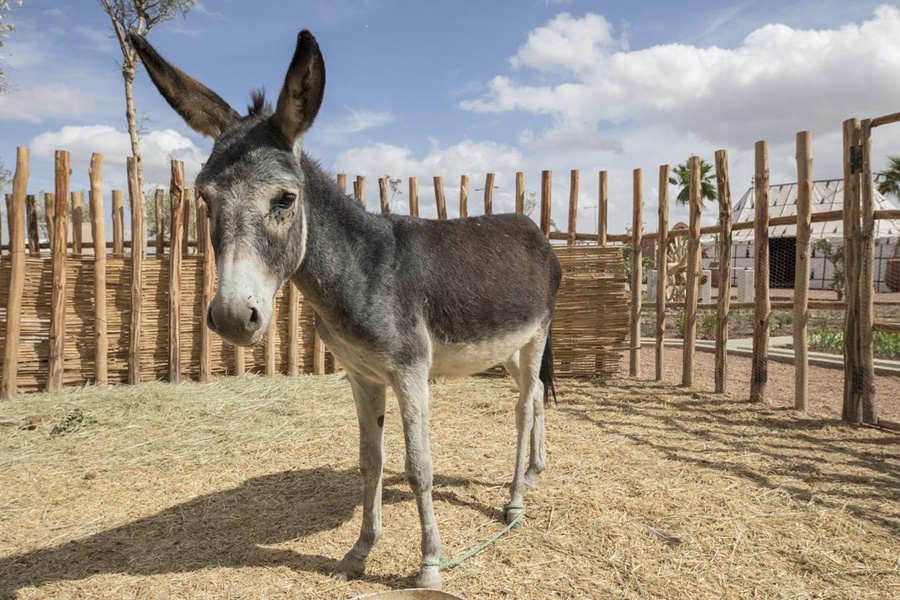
[1,373,898,599]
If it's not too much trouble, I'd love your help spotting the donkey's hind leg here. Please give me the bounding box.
[505,329,548,525]
[504,349,546,491]
[333,374,387,581]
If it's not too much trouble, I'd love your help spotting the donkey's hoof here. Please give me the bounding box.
[416,565,443,589]
[503,505,525,527]
[332,553,366,581]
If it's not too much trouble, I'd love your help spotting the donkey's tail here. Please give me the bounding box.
[539,326,557,405]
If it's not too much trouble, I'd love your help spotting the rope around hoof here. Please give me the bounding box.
[421,506,525,570]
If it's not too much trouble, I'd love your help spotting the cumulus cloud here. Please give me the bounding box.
[0,83,95,123]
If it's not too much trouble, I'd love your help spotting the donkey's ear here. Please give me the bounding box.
[273,30,326,145]
[129,33,240,139]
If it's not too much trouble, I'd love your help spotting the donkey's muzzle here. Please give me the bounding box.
[206,294,266,346]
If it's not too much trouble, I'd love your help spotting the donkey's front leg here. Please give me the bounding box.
[333,374,387,581]
[391,366,442,590]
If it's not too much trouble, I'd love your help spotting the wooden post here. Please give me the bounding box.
[89,154,108,386]
[598,171,608,245]
[459,175,469,218]
[540,170,552,238]
[793,133,812,410]
[750,142,771,403]
[313,331,326,375]
[483,172,495,215]
[1,148,29,400]
[515,172,525,214]
[409,176,419,217]
[71,191,83,255]
[288,282,300,376]
[567,170,579,247]
[655,165,669,382]
[434,176,447,220]
[355,175,366,208]
[842,119,862,422]
[682,157,702,387]
[859,120,877,424]
[198,193,215,383]
[266,310,276,377]
[379,177,390,214]
[714,150,733,394]
[168,161,184,383]
[127,156,143,385]
[44,193,55,249]
[25,195,39,254]
[630,168,643,377]
[337,173,347,192]
[183,188,193,256]
[47,151,70,392]
[112,190,125,257]
[155,188,165,255]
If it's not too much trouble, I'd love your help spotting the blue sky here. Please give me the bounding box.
[2,0,900,236]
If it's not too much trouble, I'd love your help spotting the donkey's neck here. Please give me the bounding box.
[291,155,393,332]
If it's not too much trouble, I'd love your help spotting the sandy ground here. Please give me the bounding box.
[0,374,898,599]
[624,345,900,423]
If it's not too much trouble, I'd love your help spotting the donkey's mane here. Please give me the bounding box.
[248,89,274,117]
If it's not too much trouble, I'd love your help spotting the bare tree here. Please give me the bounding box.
[0,0,22,93]
[98,0,195,197]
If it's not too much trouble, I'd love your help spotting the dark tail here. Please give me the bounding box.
[539,327,557,405]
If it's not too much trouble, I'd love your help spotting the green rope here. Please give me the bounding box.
[421,506,525,571]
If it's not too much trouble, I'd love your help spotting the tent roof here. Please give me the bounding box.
[730,179,900,241]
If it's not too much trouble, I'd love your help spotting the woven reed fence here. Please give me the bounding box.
[0,150,629,399]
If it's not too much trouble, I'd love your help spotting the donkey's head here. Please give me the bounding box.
[130,31,325,346]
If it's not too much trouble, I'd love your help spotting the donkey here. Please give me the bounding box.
[130,30,562,589]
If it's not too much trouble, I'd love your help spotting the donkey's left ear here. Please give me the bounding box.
[274,30,326,145]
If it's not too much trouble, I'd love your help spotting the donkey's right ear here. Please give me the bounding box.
[129,33,240,139]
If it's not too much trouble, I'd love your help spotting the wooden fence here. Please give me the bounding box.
[0,150,629,400]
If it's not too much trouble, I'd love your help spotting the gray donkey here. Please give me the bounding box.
[130,30,562,589]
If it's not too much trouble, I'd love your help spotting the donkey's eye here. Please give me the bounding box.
[270,192,296,218]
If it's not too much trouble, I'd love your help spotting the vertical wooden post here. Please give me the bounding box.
[750,142,771,403]
[47,150,70,392]
[26,195,39,254]
[168,161,184,383]
[71,191,83,255]
[409,176,419,217]
[1,148,29,400]
[714,150,733,394]
[842,118,861,421]
[793,134,812,410]
[313,330,326,375]
[265,311,276,377]
[112,190,125,257]
[337,173,347,192]
[155,188,165,255]
[630,168,643,377]
[434,176,447,220]
[198,193,215,383]
[459,175,469,218]
[44,193,55,250]
[598,171,608,245]
[127,156,143,385]
[379,177,390,214]
[655,165,669,382]
[182,189,193,256]
[89,154,108,386]
[515,172,525,214]
[355,175,366,208]
[235,345,246,376]
[540,170,552,238]
[483,172,495,215]
[858,120,877,424]
[288,282,300,376]
[567,170,579,247]
[682,157,702,387]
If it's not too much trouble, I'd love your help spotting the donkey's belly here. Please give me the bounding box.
[430,321,540,378]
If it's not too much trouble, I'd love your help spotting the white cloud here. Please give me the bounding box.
[29,125,207,188]
[0,83,95,123]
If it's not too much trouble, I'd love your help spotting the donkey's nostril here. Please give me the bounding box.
[206,306,218,332]
[247,306,261,330]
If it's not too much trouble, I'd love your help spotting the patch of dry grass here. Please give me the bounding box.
[0,375,898,599]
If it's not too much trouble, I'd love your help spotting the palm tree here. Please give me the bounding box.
[876,155,900,200]
[669,157,717,207]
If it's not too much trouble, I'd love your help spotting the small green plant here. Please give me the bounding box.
[622,227,654,284]
[698,310,717,339]
[814,239,844,300]
[51,408,96,436]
